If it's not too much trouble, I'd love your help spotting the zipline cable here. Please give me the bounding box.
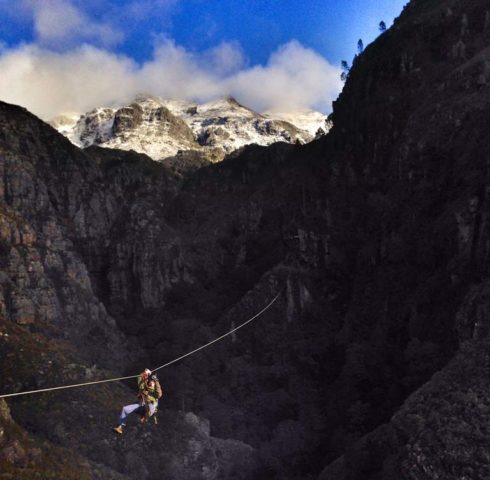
[0,291,282,400]
[152,290,281,373]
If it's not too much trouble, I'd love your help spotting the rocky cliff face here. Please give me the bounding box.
[2,0,490,479]
[0,104,261,479]
[316,0,490,477]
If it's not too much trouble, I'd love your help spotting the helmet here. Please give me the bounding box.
[151,374,158,381]
[144,368,152,375]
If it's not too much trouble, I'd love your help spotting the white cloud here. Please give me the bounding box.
[227,41,341,112]
[0,44,137,117]
[205,41,246,76]
[24,0,123,47]
[0,39,342,119]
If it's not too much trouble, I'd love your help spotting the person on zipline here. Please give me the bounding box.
[138,369,163,411]
[137,369,162,403]
[137,368,152,393]
[114,373,162,434]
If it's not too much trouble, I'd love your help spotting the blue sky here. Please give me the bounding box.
[160,0,407,65]
[0,0,408,118]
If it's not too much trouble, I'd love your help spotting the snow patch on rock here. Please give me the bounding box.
[50,95,329,163]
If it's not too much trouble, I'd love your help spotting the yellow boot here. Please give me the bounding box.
[113,425,124,434]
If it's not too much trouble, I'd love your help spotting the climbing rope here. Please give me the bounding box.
[0,291,282,400]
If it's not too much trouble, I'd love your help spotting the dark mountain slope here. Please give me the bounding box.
[314,0,490,477]
[2,0,490,479]
[160,0,490,476]
[0,104,262,479]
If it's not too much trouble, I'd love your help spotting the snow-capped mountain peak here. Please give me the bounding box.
[50,95,329,164]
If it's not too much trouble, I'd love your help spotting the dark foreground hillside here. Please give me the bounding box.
[2,0,490,478]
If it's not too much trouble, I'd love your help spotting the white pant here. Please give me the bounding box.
[119,402,157,425]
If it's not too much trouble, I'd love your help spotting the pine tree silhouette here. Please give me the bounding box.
[340,60,350,83]
[357,39,364,54]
